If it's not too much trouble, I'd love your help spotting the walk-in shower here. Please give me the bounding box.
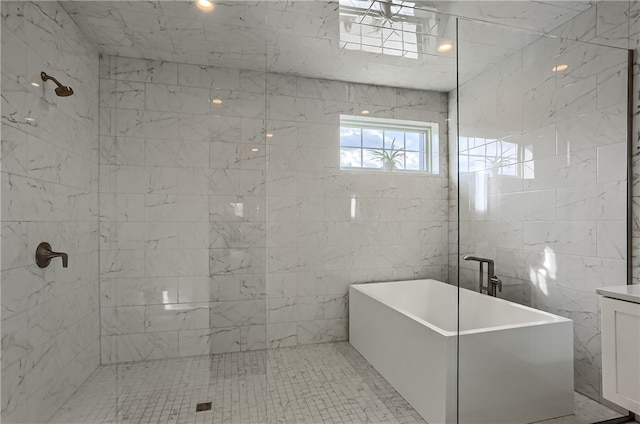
[1,1,637,423]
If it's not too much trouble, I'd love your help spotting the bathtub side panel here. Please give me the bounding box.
[458,321,574,424]
[349,286,454,424]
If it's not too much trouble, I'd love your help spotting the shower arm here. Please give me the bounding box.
[40,71,74,96]
[41,72,64,88]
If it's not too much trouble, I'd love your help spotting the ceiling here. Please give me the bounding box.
[61,1,595,91]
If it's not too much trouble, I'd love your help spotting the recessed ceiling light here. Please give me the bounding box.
[266,133,274,138]
[196,0,214,12]
[31,82,40,87]
[361,110,370,115]
[437,42,453,53]
[212,99,222,104]
[552,64,569,72]
[251,148,259,152]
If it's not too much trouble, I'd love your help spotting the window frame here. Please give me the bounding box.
[339,114,438,174]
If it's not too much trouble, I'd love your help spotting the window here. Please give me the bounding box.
[339,115,438,174]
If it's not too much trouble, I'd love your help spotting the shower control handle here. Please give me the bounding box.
[35,242,68,268]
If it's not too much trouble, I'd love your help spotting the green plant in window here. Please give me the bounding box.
[372,139,404,171]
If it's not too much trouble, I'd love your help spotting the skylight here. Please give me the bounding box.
[338,0,439,59]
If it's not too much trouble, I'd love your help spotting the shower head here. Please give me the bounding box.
[40,72,74,97]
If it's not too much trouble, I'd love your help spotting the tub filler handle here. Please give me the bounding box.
[463,255,501,297]
[489,275,502,297]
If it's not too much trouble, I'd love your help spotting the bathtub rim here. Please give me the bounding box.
[349,279,572,337]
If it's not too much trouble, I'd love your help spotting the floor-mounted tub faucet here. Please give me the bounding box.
[463,255,502,297]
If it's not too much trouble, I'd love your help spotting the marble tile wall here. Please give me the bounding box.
[448,0,638,405]
[98,55,261,363]
[1,1,100,423]
[264,73,449,348]
[99,55,449,362]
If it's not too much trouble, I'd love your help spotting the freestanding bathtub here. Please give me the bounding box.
[349,279,574,424]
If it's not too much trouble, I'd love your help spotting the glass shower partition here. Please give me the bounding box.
[455,17,631,423]
[263,1,455,422]
[99,2,271,422]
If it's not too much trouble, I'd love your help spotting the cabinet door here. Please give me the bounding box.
[601,296,640,414]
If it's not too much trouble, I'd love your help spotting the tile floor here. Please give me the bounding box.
[50,342,625,424]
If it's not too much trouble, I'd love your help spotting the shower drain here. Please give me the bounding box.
[195,402,212,412]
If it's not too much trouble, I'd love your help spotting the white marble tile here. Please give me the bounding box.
[349,83,397,107]
[1,123,28,176]
[596,221,626,260]
[534,284,599,331]
[267,322,298,348]
[141,111,179,139]
[178,327,241,356]
[1,222,29,271]
[239,70,266,94]
[266,73,297,96]
[596,64,627,111]
[111,332,179,363]
[556,182,625,221]
[177,276,210,303]
[103,277,178,307]
[99,136,145,166]
[146,303,209,332]
[597,142,627,184]
[574,359,601,402]
[210,300,266,327]
[179,114,240,142]
[524,151,598,191]
[100,79,145,109]
[2,173,56,222]
[557,104,626,154]
[177,63,239,90]
[1,356,28,422]
[145,139,209,168]
[554,254,626,292]
[1,310,29,367]
[177,222,208,249]
[296,77,348,102]
[111,57,177,85]
[321,294,348,320]
[574,324,601,368]
[100,249,145,279]
[146,83,209,115]
[240,325,266,351]
[101,306,145,335]
[524,221,597,256]
[209,275,241,302]
[209,247,266,276]
[297,319,347,344]
[144,194,179,221]
[239,274,265,300]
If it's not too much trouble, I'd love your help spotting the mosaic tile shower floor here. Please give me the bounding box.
[50,342,623,424]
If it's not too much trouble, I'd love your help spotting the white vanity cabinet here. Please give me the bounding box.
[597,285,640,415]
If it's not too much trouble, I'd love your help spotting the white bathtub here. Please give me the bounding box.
[349,279,574,424]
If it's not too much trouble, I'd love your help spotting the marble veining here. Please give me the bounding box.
[1,2,100,423]
[98,53,449,364]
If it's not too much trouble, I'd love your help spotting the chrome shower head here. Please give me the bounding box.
[40,72,74,97]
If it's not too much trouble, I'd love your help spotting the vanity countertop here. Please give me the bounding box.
[596,285,640,304]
